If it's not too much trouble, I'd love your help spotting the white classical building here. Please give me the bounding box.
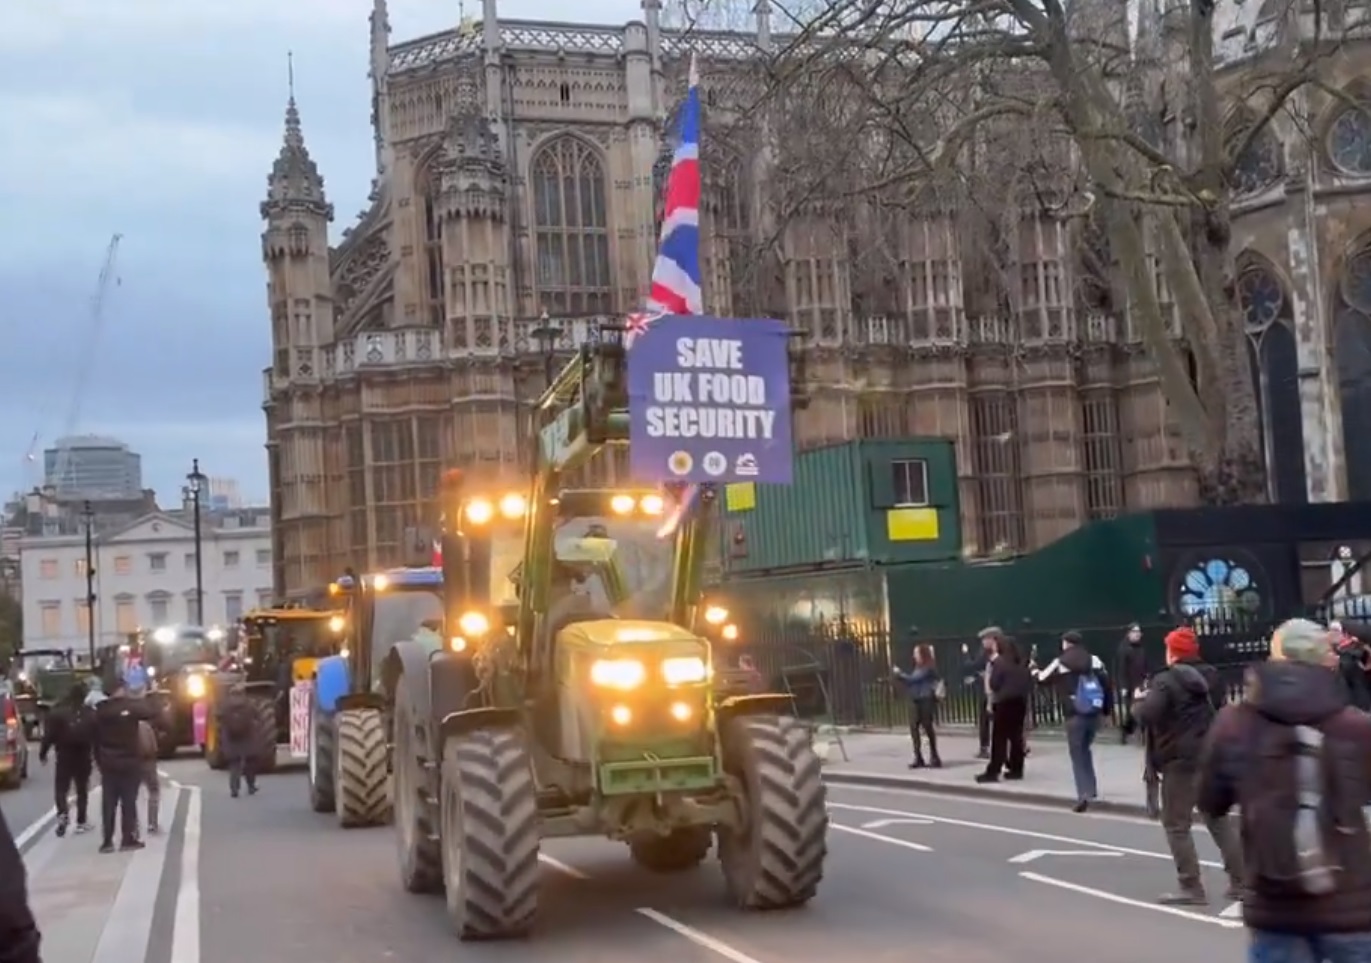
[18,508,274,656]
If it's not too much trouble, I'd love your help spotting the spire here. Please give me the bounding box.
[262,53,333,221]
[369,0,390,85]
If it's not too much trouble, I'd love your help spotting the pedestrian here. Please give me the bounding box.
[137,719,161,835]
[1198,617,1371,963]
[38,680,96,837]
[1036,630,1112,812]
[961,628,998,759]
[1114,622,1149,743]
[216,683,259,798]
[1132,625,1243,905]
[978,636,1031,783]
[893,644,942,769]
[92,677,152,853]
[0,802,41,963]
[1333,620,1371,710]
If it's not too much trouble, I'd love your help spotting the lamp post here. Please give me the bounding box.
[185,459,206,625]
[81,501,96,666]
[532,311,561,391]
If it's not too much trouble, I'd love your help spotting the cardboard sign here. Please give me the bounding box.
[192,701,208,748]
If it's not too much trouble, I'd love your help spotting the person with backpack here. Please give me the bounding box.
[1035,630,1112,812]
[0,802,41,963]
[39,680,96,837]
[1133,625,1244,905]
[216,683,259,798]
[1198,617,1371,962]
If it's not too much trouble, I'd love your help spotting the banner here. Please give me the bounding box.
[629,315,794,484]
[289,683,311,758]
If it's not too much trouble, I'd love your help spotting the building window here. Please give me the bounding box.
[1082,392,1124,520]
[74,558,87,577]
[148,552,167,573]
[75,600,90,638]
[184,552,196,570]
[223,550,240,568]
[40,559,58,579]
[531,136,612,315]
[371,419,417,568]
[256,589,273,607]
[224,592,244,622]
[256,548,271,566]
[970,393,1026,553]
[149,594,170,624]
[115,596,136,634]
[113,555,132,576]
[40,601,61,637]
[890,459,930,507]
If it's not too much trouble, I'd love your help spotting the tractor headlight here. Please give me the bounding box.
[499,493,527,518]
[328,615,345,633]
[457,611,490,637]
[721,623,739,642]
[185,674,207,699]
[590,658,646,690]
[610,493,636,514]
[704,606,729,625]
[661,656,708,685]
[465,499,494,524]
[640,493,665,515]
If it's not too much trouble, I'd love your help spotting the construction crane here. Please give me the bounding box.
[43,233,123,498]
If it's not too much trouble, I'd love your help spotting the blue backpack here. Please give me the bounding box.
[1073,672,1105,716]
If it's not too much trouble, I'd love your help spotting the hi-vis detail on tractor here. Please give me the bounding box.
[293,310,817,942]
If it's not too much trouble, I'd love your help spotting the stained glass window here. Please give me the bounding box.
[1237,266,1283,330]
[1329,106,1371,175]
[1178,559,1262,617]
[1231,128,1281,195]
[531,137,612,316]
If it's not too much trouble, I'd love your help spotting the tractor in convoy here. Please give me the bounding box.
[202,606,347,772]
[6,648,90,741]
[132,625,224,757]
[359,321,824,940]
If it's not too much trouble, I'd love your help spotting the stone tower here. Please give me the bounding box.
[261,83,335,592]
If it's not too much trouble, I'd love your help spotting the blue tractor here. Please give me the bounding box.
[306,567,445,827]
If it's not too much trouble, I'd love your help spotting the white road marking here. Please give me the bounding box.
[17,785,105,853]
[1008,849,1124,864]
[170,786,202,963]
[830,781,1160,826]
[831,823,933,851]
[92,789,179,963]
[637,907,770,963]
[1020,871,1243,929]
[859,817,933,829]
[539,853,592,879]
[1220,901,1243,919]
[829,800,1224,869]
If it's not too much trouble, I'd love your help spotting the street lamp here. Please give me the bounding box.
[184,459,206,625]
[81,501,96,666]
[532,311,561,390]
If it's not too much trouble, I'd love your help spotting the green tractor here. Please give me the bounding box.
[379,322,823,940]
[7,648,89,741]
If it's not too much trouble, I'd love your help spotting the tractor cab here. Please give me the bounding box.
[7,648,80,740]
[137,625,224,757]
[332,567,446,691]
[238,608,348,686]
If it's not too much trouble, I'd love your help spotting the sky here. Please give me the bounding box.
[0,0,655,508]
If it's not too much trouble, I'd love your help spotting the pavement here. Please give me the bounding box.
[7,737,1246,963]
[818,727,1157,814]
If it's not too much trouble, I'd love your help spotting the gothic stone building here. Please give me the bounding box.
[259,0,1371,597]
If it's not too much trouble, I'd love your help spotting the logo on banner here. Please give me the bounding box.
[627,315,794,484]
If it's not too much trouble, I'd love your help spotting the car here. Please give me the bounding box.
[0,682,30,790]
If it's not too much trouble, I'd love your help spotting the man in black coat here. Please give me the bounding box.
[39,681,96,836]
[92,679,153,853]
[0,802,42,963]
[1114,623,1149,743]
[962,627,999,758]
[216,684,260,798]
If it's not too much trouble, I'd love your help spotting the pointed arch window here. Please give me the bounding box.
[704,147,753,317]
[531,137,611,315]
[1229,125,1282,196]
[1329,105,1371,175]
[416,154,445,328]
[1335,248,1371,499]
[1237,261,1307,503]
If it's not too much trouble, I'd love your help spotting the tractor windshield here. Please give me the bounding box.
[368,590,444,679]
[145,631,220,672]
[258,618,340,659]
[552,515,673,617]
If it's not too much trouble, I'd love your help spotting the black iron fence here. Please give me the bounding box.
[726,602,1364,731]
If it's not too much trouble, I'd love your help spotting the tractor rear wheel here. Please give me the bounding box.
[250,695,279,774]
[629,827,712,872]
[334,707,391,828]
[307,699,335,813]
[440,728,540,940]
[718,714,827,909]
[394,695,441,893]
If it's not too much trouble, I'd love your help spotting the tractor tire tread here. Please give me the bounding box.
[308,706,335,813]
[335,708,391,828]
[442,728,540,940]
[250,696,279,774]
[395,696,442,893]
[719,714,828,910]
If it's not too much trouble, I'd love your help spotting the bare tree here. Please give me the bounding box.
[740,0,1353,504]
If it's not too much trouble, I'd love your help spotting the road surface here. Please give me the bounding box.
[16,756,1247,963]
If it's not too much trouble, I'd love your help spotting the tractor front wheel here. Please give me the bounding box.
[334,708,391,828]
[629,827,712,872]
[307,700,335,814]
[440,727,540,940]
[394,695,441,893]
[718,714,828,909]
[249,695,278,774]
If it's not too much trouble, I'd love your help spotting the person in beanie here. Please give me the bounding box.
[1036,630,1112,812]
[1114,623,1149,743]
[1133,625,1243,905]
[1199,618,1371,961]
[39,680,96,836]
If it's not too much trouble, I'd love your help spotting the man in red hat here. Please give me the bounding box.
[1134,625,1243,905]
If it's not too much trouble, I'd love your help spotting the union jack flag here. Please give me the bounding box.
[635,56,703,539]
